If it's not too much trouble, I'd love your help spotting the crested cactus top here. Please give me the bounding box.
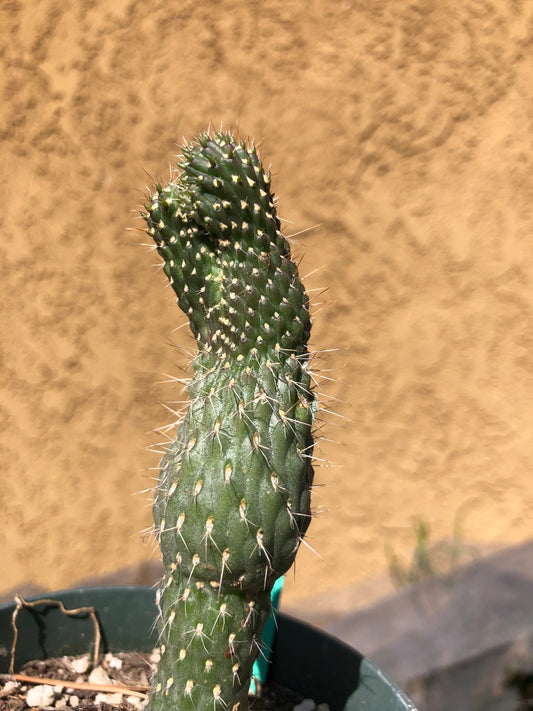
[143,131,311,361]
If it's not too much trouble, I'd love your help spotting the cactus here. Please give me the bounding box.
[141,130,315,711]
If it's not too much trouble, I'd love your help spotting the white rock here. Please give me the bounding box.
[107,655,123,670]
[0,680,19,696]
[0,682,19,701]
[56,698,68,709]
[88,665,112,685]
[126,696,145,710]
[95,692,123,705]
[53,684,64,693]
[294,700,317,711]
[25,684,55,708]
[69,695,80,707]
[68,655,90,674]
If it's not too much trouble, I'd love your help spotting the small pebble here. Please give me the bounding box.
[294,700,317,711]
[88,665,112,685]
[53,684,64,694]
[25,684,55,708]
[126,696,145,710]
[69,694,80,707]
[0,680,20,698]
[68,655,90,674]
[56,698,68,709]
[95,691,124,705]
[107,654,123,670]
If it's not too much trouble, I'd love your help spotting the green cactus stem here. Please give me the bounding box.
[141,130,315,711]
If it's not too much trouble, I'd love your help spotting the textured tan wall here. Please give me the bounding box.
[1,1,532,607]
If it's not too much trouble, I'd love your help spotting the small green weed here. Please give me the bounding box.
[385,513,479,588]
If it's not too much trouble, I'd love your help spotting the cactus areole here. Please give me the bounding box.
[142,131,315,711]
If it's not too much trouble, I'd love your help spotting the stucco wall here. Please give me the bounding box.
[1,0,532,607]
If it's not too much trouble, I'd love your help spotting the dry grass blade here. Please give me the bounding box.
[0,672,149,699]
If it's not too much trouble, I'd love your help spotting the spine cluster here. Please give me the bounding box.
[142,131,315,711]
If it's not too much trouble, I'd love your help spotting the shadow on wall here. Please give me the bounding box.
[326,540,533,711]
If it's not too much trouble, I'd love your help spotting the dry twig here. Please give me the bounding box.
[0,672,148,699]
[9,595,101,674]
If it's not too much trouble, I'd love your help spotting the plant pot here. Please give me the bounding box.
[0,586,417,711]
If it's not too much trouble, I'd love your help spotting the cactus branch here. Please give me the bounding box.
[142,130,315,711]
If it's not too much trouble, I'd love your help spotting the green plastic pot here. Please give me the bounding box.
[0,587,416,711]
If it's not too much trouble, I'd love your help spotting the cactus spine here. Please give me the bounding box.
[142,131,315,711]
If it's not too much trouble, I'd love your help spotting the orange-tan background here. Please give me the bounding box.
[1,0,532,611]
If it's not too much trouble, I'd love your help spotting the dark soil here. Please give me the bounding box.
[0,651,151,711]
[0,652,306,711]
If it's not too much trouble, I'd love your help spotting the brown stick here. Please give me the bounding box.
[1,672,149,699]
